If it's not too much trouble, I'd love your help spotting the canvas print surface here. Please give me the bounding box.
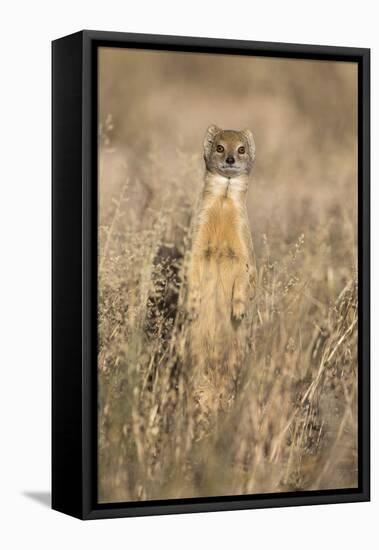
[97,47,358,503]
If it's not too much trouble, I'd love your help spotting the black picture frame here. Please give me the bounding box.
[52,30,370,520]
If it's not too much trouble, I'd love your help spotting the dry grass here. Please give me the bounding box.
[97,49,358,503]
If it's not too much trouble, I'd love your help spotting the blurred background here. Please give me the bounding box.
[99,47,357,257]
[98,47,358,503]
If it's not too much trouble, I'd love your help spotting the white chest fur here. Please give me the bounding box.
[205,173,249,199]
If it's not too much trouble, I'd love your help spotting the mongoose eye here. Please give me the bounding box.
[216,145,224,153]
[238,146,246,154]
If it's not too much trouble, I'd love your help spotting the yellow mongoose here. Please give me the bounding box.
[187,125,257,407]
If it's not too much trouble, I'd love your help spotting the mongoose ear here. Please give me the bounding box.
[242,129,256,162]
[203,125,221,161]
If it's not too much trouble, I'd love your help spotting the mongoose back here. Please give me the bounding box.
[187,125,257,408]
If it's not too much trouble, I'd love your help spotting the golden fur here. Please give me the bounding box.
[187,127,257,410]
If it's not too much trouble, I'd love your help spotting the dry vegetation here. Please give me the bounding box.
[97,48,358,503]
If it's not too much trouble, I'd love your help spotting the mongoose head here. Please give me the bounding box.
[203,125,256,178]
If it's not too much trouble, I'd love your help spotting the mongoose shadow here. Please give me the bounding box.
[145,243,184,390]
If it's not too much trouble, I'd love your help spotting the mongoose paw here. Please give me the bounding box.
[232,300,245,323]
[187,293,201,320]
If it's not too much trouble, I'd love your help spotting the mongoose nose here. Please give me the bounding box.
[226,156,235,165]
